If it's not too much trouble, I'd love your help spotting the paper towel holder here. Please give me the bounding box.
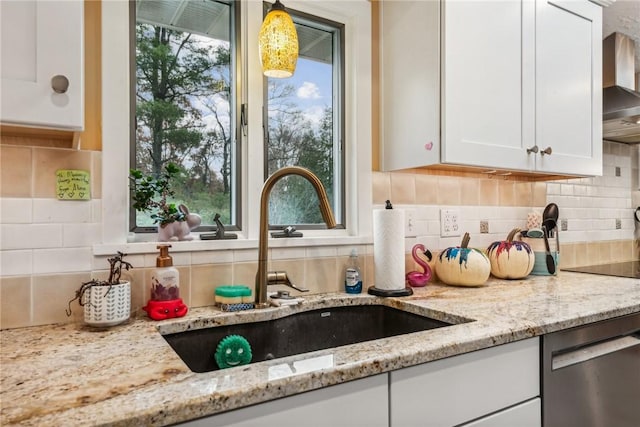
[369,199,413,297]
[367,286,413,297]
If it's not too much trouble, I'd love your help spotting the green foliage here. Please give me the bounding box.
[129,163,186,226]
[134,21,233,228]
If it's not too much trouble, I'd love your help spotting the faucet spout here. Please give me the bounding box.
[255,166,336,308]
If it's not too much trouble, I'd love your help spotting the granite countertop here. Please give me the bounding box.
[2,272,640,426]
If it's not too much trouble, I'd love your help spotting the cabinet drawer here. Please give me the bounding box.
[180,374,388,427]
[390,338,539,427]
[461,398,541,427]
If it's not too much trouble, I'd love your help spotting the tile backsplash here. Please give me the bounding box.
[0,141,637,329]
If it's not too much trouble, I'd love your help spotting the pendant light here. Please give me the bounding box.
[258,0,299,78]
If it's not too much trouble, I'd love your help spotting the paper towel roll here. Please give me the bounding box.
[373,208,405,290]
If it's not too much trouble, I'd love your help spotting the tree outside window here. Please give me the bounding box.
[133,1,236,230]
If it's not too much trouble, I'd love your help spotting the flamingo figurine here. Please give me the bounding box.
[406,244,433,287]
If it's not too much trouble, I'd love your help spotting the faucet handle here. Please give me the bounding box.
[267,271,309,292]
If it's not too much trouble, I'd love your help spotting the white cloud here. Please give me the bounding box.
[297,81,321,100]
[303,106,325,127]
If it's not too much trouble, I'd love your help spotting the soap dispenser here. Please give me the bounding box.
[143,244,188,320]
[344,249,363,294]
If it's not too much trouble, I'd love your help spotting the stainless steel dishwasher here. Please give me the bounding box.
[542,312,640,427]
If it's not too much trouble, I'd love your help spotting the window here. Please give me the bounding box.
[264,10,345,229]
[102,0,371,249]
[132,0,239,232]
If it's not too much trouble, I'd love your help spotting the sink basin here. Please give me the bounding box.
[162,305,457,373]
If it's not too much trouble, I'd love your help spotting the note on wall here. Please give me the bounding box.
[56,169,91,200]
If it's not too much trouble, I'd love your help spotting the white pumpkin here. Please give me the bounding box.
[435,233,490,287]
[486,228,535,279]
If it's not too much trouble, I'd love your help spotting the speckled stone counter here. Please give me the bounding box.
[2,272,639,426]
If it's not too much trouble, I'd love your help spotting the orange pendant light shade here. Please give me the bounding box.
[258,0,299,78]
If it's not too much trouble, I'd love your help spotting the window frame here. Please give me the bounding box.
[262,4,347,230]
[98,0,372,253]
[129,0,243,234]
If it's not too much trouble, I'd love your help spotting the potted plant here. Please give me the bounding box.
[129,163,201,241]
[66,252,133,327]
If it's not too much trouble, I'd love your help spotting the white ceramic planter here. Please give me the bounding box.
[82,281,131,327]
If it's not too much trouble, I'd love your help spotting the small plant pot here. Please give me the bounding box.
[82,281,131,327]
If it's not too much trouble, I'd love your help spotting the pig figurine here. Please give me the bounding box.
[158,204,201,242]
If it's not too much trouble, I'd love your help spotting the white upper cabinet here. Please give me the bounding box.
[442,0,535,171]
[380,0,603,176]
[380,0,441,171]
[1,0,84,130]
[535,0,602,175]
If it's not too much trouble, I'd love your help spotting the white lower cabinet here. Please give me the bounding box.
[389,338,540,427]
[178,339,540,427]
[180,373,388,427]
[461,398,541,427]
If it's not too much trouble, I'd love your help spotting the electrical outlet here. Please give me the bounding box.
[616,218,622,230]
[560,219,568,231]
[480,220,489,234]
[440,209,461,237]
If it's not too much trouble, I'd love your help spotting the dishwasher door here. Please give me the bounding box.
[542,312,640,427]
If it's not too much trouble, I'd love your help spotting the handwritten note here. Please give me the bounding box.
[56,169,91,200]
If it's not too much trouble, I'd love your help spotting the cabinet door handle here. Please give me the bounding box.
[526,145,539,154]
[541,146,553,156]
[51,75,69,94]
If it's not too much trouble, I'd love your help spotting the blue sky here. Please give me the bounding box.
[283,58,332,126]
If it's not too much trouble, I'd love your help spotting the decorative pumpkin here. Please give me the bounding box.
[486,228,534,279]
[435,233,490,287]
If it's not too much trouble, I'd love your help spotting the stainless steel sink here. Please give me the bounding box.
[162,305,460,373]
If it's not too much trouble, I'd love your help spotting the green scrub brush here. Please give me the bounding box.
[215,335,252,369]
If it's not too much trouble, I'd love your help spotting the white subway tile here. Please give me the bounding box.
[0,250,33,275]
[0,199,33,224]
[412,219,428,236]
[560,185,574,196]
[33,248,93,274]
[547,183,561,195]
[33,199,93,223]
[1,224,62,250]
[191,250,234,265]
[418,206,440,220]
[270,247,304,260]
[91,199,102,223]
[416,236,439,252]
[63,223,101,247]
[233,249,259,263]
[336,245,367,257]
[306,246,337,258]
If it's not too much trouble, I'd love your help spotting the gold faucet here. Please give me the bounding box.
[255,166,337,309]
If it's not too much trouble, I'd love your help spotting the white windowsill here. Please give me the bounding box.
[93,233,371,256]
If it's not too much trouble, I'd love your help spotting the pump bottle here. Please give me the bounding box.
[143,244,188,320]
[345,249,363,294]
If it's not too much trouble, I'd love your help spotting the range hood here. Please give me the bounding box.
[603,32,640,144]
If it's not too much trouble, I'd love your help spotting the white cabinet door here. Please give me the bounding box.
[534,0,602,176]
[380,0,440,171]
[461,398,541,427]
[179,374,388,427]
[0,0,84,130]
[442,0,535,172]
[390,338,540,427]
